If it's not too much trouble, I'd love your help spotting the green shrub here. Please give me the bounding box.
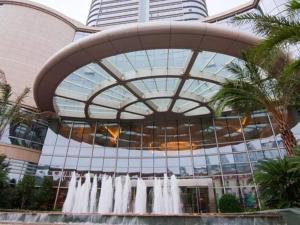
[219,194,243,213]
[254,157,300,209]
[36,176,54,210]
[17,175,35,209]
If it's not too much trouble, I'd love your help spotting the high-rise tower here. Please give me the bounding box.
[87,0,208,28]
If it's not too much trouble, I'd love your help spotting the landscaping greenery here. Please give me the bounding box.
[211,0,300,156]
[212,0,300,210]
[0,155,10,208]
[219,194,243,213]
[34,176,54,210]
[0,71,33,140]
[234,0,300,68]
[253,156,300,209]
[210,52,299,156]
[0,155,54,210]
[17,175,36,209]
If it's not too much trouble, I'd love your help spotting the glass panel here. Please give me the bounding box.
[93,86,136,107]
[147,49,168,68]
[89,105,118,119]
[125,102,152,115]
[53,97,85,117]
[131,78,179,95]
[172,99,199,113]
[154,157,166,176]
[168,49,190,69]
[126,50,151,71]
[191,51,216,74]
[206,155,221,175]
[120,112,145,120]
[106,53,134,76]
[181,79,219,98]
[56,63,115,100]
[203,53,234,75]
[185,107,210,116]
[148,98,173,112]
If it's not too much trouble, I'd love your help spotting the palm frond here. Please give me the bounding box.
[287,0,300,17]
[0,87,31,138]
[254,26,300,58]
[233,13,297,36]
[254,158,300,208]
[210,79,263,115]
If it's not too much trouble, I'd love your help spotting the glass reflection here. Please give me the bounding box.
[36,110,300,212]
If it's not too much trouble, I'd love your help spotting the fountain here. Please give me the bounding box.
[98,175,113,213]
[72,177,82,213]
[80,173,91,213]
[122,175,131,213]
[114,176,123,214]
[62,171,76,213]
[0,172,288,224]
[163,174,172,214]
[89,174,98,213]
[0,212,286,225]
[134,178,147,214]
[170,175,181,214]
[152,177,163,214]
[62,172,183,215]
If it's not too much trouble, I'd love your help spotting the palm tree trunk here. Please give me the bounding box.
[278,122,297,156]
[21,196,25,209]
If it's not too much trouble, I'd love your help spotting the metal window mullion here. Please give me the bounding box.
[200,53,216,72]
[214,57,234,75]
[238,114,262,210]
[252,114,264,155]
[54,121,74,209]
[101,124,109,174]
[124,53,138,73]
[48,122,61,168]
[176,120,180,177]
[212,117,226,193]
[266,113,283,158]
[89,121,98,172]
[188,119,195,177]
[166,49,170,91]
[165,124,168,174]
[140,122,143,178]
[75,123,86,171]
[114,123,121,177]
[127,126,132,175]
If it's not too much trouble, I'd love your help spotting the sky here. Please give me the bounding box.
[30,0,249,24]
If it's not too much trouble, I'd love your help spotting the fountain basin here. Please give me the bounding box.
[0,211,285,225]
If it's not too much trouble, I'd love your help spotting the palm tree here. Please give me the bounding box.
[0,154,10,208]
[0,154,9,189]
[210,53,300,156]
[233,0,300,70]
[289,146,300,171]
[0,70,31,139]
[253,158,300,208]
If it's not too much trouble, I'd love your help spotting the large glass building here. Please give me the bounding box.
[87,0,208,28]
[0,0,299,213]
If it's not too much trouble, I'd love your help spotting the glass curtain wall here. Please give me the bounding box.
[36,110,300,212]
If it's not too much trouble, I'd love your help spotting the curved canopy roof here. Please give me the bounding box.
[34,22,260,120]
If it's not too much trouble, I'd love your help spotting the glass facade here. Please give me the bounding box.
[0,119,48,151]
[33,110,300,212]
[86,0,208,28]
[5,158,37,182]
[0,117,48,182]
